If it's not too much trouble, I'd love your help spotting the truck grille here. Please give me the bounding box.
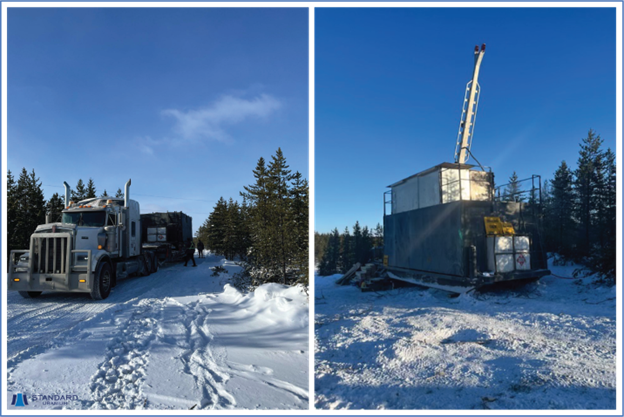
[32,235,70,274]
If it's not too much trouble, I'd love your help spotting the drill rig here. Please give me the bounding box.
[378,44,550,293]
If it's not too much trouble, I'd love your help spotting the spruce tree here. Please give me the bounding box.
[115,188,124,198]
[340,227,352,273]
[196,219,210,251]
[72,179,87,202]
[46,192,66,223]
[319,228,340,276]
[12,169,47,254]
[241,157,271,276]
[352,221,363,265]
[102,189,109,197]
[290,171,309,283]
[86,178,97,199]
[314,232,330,267]
[589,147,616,278]
[503,171,523,202]
[546,161,575,259]
[207,197,228,256]
[267,148,294,284]
[574,129,604,259]
[7,170,18,263]
[238,197,252,260]
[361,226,373,264]
[373,223,384,248]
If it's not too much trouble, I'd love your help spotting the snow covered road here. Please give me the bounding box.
[6,253,309,410]
[315,261,616,410]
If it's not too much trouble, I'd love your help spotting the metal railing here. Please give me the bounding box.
[495,175,542,204]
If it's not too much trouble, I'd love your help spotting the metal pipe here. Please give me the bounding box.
[124,179,131,207]
[63,181,71,207]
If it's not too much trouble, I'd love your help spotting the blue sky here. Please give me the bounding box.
[8,7,308,233]
[315,7,617,233]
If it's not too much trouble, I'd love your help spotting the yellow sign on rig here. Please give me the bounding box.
[484,217,515,235]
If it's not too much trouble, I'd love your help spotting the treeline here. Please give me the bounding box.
[540,130,616,279]
[7,170,119,261]
[315,222,383,276]
[196,148,309,286]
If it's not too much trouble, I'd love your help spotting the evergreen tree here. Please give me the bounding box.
[352,221,363,265]
[238,197,252,260]
[115,188,124,198]
[86,178,97,199]
[289,171,309,284]
[574,129,605,258]
[267,148,294,284]
[198,149,309,286]
[10,169,47,260]
[7,170,19,262]
[72,179,87,202]
[46,192,65,223]
[319,228,341,276]
[241,157,272,276]
[206,197,229,256]
[588,147,616,278]
[361,226,373,264]
[102,189,109,197]
[224,198,243,260]
[373,223,384,248]
[339,227,353,273]
[196,218,210,252]
[545,161,575,259]
[503,171,523,202]
[314,232,330,267]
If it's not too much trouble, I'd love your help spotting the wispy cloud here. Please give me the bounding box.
[135,136,162,155]
[162,93,282,142]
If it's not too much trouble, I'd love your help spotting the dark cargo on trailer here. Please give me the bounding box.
[141,212,193,262]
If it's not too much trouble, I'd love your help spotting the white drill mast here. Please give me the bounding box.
[454,44,486,164]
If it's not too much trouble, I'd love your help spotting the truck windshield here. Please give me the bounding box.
[62,211,106,227]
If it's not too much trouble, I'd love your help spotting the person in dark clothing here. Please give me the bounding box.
[197,239,205,258]
[184,238,197,267]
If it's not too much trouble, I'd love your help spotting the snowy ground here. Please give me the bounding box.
[315,260,616,410]
[6,252,309,410]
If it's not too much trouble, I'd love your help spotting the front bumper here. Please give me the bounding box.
[8,236,94,293]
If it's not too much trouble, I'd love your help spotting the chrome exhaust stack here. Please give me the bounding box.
[124,179,131,207]
[63,181,71,208]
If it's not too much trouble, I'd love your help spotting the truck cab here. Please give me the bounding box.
[8,179,156,300]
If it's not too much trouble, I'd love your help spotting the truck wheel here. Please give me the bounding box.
[18,291,42,298]
[91,262,112,300]
[141,255,151,276]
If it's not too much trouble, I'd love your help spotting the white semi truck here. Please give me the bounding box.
[7,179,190,300]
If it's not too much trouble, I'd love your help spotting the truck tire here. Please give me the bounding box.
[141,254,151,277]
[91,262,112,300]
[18,291,42,298]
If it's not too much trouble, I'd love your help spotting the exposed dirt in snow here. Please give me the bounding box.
[6,252,309,410]
[315,260,616,410]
